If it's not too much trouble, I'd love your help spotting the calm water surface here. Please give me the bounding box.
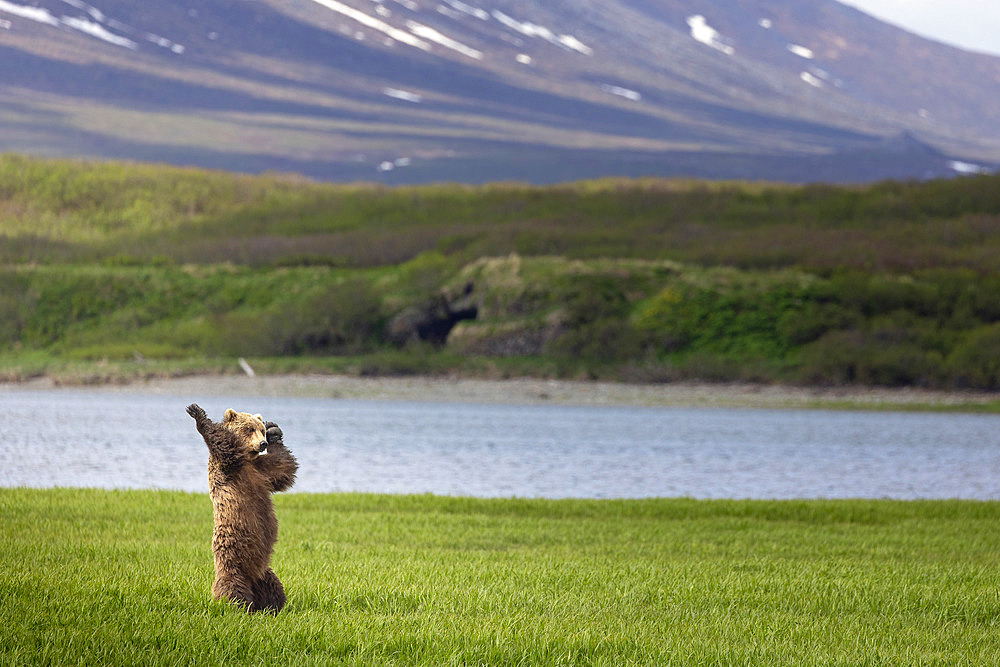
[3,388,999,499]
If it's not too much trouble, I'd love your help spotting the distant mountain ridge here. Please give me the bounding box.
[0,0,997,184]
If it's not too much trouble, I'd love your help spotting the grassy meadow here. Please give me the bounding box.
[2,488,999,665]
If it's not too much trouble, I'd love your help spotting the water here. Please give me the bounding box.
[3,388,999,499]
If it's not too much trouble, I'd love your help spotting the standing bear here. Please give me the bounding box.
[186,404,298,613]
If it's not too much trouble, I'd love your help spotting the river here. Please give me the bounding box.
[3,388,999,499]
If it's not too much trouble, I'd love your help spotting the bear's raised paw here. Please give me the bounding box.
[186,403,207,422]
[265,422,283,447]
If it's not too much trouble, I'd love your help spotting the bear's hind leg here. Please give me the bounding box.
[250,568,287,613]
[212,572,255,612]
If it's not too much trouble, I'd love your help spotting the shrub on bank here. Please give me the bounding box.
[4,249,1000,389]
[946,323,1000,389]
[796,330,944,387]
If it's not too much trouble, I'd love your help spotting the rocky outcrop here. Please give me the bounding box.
[388,282,478,346]
[447,321,565,357]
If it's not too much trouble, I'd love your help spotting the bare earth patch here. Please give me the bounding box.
[9,374,999,411]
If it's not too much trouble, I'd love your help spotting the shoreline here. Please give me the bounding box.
[5,373,999,412]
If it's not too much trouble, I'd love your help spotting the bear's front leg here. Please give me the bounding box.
[255,421,298,493]
[186,403,211,433]
[187,404,243,473]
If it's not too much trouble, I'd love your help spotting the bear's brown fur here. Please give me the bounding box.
[186,403,298,613]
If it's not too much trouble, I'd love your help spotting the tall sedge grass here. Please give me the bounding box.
[2,489,998,664]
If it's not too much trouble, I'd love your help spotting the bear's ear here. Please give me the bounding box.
[223,409,237,423]
[254,413,263,423]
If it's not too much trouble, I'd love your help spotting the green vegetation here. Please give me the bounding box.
[3,153,1000,389]
[2,488,998,664]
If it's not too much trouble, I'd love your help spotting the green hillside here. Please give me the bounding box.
[3,154,1000,388]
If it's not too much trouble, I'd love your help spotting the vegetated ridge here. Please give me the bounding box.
[3,154,1000,390]
[0,0,998,184]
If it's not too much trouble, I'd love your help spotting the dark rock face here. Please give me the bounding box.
[389,282,479,346]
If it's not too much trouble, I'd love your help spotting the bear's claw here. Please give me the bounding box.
[265,422,283,445]
[186,403,206,421]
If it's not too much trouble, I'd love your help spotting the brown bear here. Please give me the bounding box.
[186,403,298,613]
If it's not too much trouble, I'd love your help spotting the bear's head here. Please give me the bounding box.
[222,409,268,457]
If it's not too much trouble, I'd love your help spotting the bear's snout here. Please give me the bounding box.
[258,440,268,453]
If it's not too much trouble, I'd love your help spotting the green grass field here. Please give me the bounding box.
[2,488,998,664]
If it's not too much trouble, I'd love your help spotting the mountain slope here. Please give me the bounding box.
[0,0,997,184]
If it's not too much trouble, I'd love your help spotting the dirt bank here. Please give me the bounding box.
[8,373,999,411]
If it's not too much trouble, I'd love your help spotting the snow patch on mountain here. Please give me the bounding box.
[787,44,814,59]
[436,5,458,19]
[0,0,186,53]
[377,156,411,171]
[601,84,641,101]
[308,0,430,50]
[441,0,487,21]
[407,20,482,58]
[491,10,591,55]
[60,0,103,22]
[383,87,422,102]
[0,0,137,48]
[143,31,185,54]
[0,0,60,27]
[557,34,591,55]
[948,160,990,175]
[110,16,184,54]
[61,15,136,48]
[687,15,733,55]
[800,71,824,88]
